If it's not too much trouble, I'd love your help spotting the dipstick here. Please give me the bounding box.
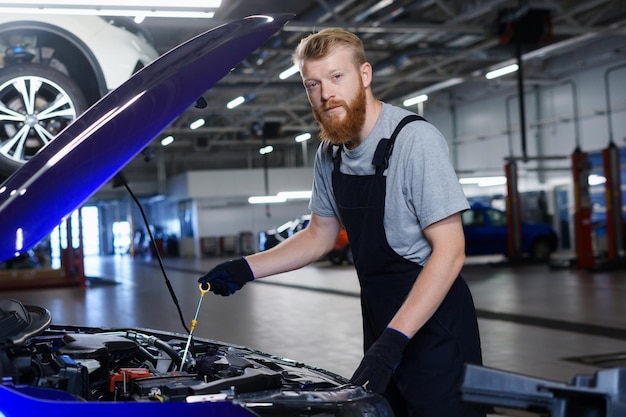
[181,282,210,370]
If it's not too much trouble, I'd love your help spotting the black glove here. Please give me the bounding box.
[198,258,254,296]
[350,327,410,394]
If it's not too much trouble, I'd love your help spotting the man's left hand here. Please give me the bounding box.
[350,327,410,393]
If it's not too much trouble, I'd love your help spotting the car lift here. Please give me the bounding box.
[569,145,625,271]
[600,142,625,265]
[571,147,595,268]
[504,158,523,260]
[570,63,626,270]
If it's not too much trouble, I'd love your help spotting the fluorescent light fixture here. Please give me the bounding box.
[486,64,519,80]
[189,119,205,130]
[423,77,465,93]
[277,190,312,200]
[259,145,274,155]
[401,77,464,106]
[459,176,507,187]
[249,190,312,205]
[160,135,174,146]
[588,174,606,186]
[403,94,428,107]
[227,96,245,109]
[3,0,221,6]
[248,195,287,204]
[279,65,299,80]
[0,0,221,18]
[295,133,311,143]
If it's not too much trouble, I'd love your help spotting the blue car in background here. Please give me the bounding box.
[462,204,558,260]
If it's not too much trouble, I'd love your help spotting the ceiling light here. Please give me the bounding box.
[248,195,287,204]
[277,191,312,200]
[0,1,221,18]
[190,119,205,130]
[249,190,312,205]
[401,77,464,105]
[259,145,273,155]
[295,133,311,143]
[160,135,174,146]
[279,65,299,80]
[588,174,606,186]
[459,176,507,187]
[485,64,519,80]
[4,0,221,6]
[227,96,245,109]
[403,94,428,107]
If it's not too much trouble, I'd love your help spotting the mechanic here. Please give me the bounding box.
[198,28,484,417]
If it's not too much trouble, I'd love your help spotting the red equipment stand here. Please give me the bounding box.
[0,211,86,290]
[602,142,625,262]
[504,158,524,260]
[571,147,595,269]
[60,209,87,288]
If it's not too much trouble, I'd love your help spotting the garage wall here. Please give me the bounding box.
[152,167,314,256]
[195,199,310,240]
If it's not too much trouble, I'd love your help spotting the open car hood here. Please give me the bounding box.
[0,14,293,262]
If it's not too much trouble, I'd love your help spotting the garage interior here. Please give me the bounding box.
[1,0,626,415]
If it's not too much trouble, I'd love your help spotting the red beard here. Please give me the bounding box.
[312,83,366,146]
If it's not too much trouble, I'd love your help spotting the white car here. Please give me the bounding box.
[0,14,159,175]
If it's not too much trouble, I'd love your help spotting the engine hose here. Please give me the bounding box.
[110,331,184,372]
[150,337,182,371]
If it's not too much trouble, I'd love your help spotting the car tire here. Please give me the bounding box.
[345,247,353,265]
[328,251,345,265]
[530,237,553,261]
[0,63,87,176]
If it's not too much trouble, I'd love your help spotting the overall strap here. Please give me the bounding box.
[372,114,425,175]
[330,143,343,171]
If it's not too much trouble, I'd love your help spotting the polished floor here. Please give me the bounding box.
[4,253,626,413]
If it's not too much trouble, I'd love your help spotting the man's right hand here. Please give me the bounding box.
[198,257,254,296]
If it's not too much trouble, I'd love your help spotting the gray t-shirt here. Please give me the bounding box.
[309,102,469,265]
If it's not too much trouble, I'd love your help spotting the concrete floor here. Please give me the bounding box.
[3,254,626,413]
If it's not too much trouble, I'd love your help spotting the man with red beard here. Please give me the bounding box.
[198,28,484,417]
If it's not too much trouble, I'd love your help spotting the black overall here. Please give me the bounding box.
[331,116,484,417]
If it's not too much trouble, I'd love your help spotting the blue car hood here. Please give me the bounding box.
[0,14,292,262]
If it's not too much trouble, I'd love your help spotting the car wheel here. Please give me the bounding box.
[0,64,87,176]
[530,237,553,261]
[328,251,345,265]
[345,247,353,264]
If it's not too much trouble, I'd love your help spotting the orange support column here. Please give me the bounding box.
[505,159,523,260]
[602,142,624,261]
[60,209,87,287]
[571,148,594,268]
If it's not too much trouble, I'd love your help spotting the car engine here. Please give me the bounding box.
[3,325,346,401]
[1,299,391,416]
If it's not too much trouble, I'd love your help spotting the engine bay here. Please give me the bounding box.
[1,323,352,403]
[0,298,392,416]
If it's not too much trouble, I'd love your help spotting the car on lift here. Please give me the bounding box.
[0,15,393,417]
[461,204,558,260]
[0,14,159,177]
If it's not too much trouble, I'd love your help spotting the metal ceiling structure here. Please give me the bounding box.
[120,0,626,184]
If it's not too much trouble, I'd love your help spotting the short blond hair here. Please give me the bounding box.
[293,28,366,69]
